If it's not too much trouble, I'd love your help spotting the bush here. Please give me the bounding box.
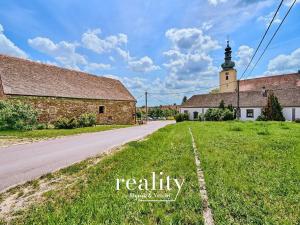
[256,115,267,121]
[204,109,221,121]
[204,108,234,121]
[198,114,204,121]
[36,123,48,130]
[221,109,234,121]
[78,113,97,127]
[175,113,188,122]
[54,117,78,129]
[0,100,38,130]
[295,118,300,123]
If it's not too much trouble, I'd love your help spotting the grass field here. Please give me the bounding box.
[0,121,299,224]
[0,125,130,139]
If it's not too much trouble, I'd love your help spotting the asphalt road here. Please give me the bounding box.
[0,121,174,192]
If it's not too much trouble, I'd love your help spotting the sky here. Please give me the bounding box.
[0,0,299,106]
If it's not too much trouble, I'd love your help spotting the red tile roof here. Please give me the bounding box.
[240,73,300,92]
[0,54,135,101]
[182,88,300,108]
[182,73,300,108]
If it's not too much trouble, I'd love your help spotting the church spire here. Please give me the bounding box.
[221,41,235,70]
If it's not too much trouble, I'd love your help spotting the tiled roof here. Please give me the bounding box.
[182,88,300,108]
[0,54,135,101]
[240,73,300,92]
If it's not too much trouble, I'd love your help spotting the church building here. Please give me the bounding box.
[180,42,300,121]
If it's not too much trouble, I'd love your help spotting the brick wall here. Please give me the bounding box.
[7,95,136,125]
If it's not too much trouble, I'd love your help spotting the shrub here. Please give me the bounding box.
[256,115,267,121]
[175,113,188,122]
[198,114,204,121]
[0,100,38,130]
[78,113,97,127]
[261,92,285,121]
[54,117,78,129]
[36,123,48,130]
[295,118,300,123]
[204,109,221,121]
[221,109,234,121]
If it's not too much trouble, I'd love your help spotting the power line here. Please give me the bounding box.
[239,0,284,80]
[245,0,297,79]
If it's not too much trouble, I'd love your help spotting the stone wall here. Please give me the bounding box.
[0,78,5,98]
[7,95,136,125]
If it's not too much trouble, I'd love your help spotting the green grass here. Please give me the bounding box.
[191,121,300,224]
[6,123,203,225]
[0,125,131,139]
[2,121,299,224]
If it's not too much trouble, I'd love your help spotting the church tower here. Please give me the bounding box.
[219,41,237,93]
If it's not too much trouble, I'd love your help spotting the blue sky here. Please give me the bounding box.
[0,0,299,106]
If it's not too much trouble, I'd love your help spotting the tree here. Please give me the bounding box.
[219,100,225,109]
[182,96,187,105]
[262,92,285,121]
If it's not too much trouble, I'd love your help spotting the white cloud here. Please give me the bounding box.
[266,48,300,74]
[81,29,127,55]
[257,11,281,27]
[84,62,111,72]
[28,37,86,69]
[201,21,213,31]
[162,28,219,91]
[28,36,112,72]
[116,47,131,61]
[0,23,27,58]
[165,28,220,53]
[284,0,300,6]
[128,56,160,73]
[235,45,254,70]
[207,0,227,6]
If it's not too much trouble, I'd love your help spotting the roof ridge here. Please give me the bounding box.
[0,54,118,82]
[242,73,300,82]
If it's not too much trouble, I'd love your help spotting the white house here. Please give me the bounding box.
[180,42,300,121]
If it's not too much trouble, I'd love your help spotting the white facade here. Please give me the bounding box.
[180,107,300,121]
[240,108,261,121]
[282,107,300,121]
[180,107,209,120]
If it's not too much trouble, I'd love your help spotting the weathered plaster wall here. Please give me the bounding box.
[219,69,237,93]
[7,95,136,125]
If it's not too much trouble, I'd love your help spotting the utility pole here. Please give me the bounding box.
[237,79,240,120]
[145,91,148,123]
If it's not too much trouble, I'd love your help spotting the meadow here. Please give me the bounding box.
[0,121,299,224]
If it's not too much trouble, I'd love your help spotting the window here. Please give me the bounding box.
[193,111,198,119]
[226,75,229,80]
[184,110,188,114]
[246,109,254,118]
[99,106,105,114]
